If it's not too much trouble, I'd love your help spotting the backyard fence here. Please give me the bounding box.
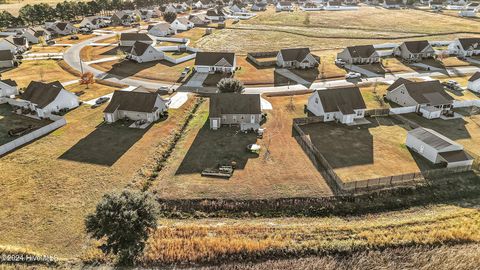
[0,117,66,156]
[247,51,278,67]
[389,106,417,115]
[364,108,390,117]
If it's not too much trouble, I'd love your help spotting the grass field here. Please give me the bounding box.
[152,95,333,200]
[300,116,434,181]
[0,99,196,258]
[64,82,120,101]
[0,104,51,145]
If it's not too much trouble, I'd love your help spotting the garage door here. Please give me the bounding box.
[212,119,218,129]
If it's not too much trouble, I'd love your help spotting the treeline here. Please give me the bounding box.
[0,0,177,28]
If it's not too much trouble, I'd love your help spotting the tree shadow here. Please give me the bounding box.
[58,122,150,166]
[175,122,259,175]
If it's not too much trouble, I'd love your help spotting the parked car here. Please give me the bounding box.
[131,23,140,28]
[46,40,55,45]
[442,80,462,91]
[345,72,361,80]
[180,66,191,78]
[95,97,110,105]
[79,28,93,34]
[69,35,79,40]
[335,59,346,67]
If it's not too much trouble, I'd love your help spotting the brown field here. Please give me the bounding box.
[28,45,66,54]
[300,116,434,182]
[360,83,391,109]
[402,112,480,157]
[64,82,120,101]
[0,104,51,145]
[80,45,121,62]
[0,100,196,258]
[152,95,333,200]
[53,33,96,44]
[1,60,78,88]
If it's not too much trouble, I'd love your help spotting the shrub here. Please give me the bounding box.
[217,78,245,93]
[163,11,177,23]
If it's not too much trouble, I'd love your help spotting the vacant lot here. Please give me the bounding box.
[1,60,78,88]
[402,112,480,157]
[80,45,121,62]
[152,95,332,199]
[0,100,196,258]
[300,117,433,181]
[360,83,391,109]
[64,82,120,101]
[0,104,51,145]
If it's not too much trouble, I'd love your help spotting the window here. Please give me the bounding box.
[356,110,362,116]
[315,98,319,104]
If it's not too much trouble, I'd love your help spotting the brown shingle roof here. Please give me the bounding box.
[315,87,366,114]
[104,90,161,113]
[120,33,153,41]
[1,79,17,87]
[195,51,235,66]
[391,79,454,106]
[130,41,151,56]
[468,71,480,82]
[403,40,431,54]
[346,45,377,58]
[21,81,64,108]
[209,93,261,117]
[279,48,313,62]
[0,49,13,61]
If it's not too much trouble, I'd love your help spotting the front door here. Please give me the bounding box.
[250,115,255,124]
[212,119,218,129]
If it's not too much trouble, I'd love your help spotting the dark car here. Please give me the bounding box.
[95,97,110,105]
[69,35,79,40]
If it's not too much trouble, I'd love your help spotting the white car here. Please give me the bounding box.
[345,72,361,79]
[335,59,346,67]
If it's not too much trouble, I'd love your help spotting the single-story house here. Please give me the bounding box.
[429,0,445,9]
[467,71,480,93]
[139,9,153,20]
[301,2,322,10]
[147,23,176,37]
[170,17,194,32]
[406,127,473,168]
[251,2,268,11]
[307,87,366,125]
[448,38,480,58]
[209,93,262,130]
[0,37,21,54]
[194,0,214,9]
[1,36,29,53]
[206,8,226,21]
[103,88,168,124]
[0,49,15,68]
[188,14,211,26]
[393,40,435,62]
[327,0,343,8]
[127,41,163,63]
[383,0,402,8]
[13,81,79,118]
[79,16,108,29]
[276,1,294,11]
[336,45,380,64]
[386,78,454,119]
[119,33,155,47]
[277,48,319,69]
[230,4,247,13]
[194,51,236,73]
[0,79,18,98]
[20,27,51,44]
[45,22,76,36]
[111,10,136,26]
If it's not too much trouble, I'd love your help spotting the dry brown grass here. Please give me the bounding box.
[64,82,120,101]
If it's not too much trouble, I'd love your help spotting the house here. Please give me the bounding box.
[393,40,435,62]
[429,0,445,9]
[327,0,343,8]
[127,41,164,63]
[13,81,79,119]
[459,9,477,17]
[0,38,18,53]
[103,89,168,124]
[448,38,480,58]
[0,36,29,53]
[194,51,236,73]
[119,33,155,47]
[111,11,136,26]
[19,27,51,44]
[206,8,226,21]
[386,78,454,119]
[170,17,194,32]
[336,45,380,64]
[406,127,473,168]
[230,4,247,13]
[209,93,262,130]
[79,16,107,30]
[251,2,268,11]
[0,79,18,98]
[383,0,402,8]
[148,23,175,37]
[139,9,153,20]
[0,49,15,68]
[467,71,480,93]
[188,14,211,26]
[194,0,214,9]
[276,48,319,69]
[301,2,322,10]
[45,22,76,36]
[307,87,366,125]
[163,4,178,14]
[276,1,294,11]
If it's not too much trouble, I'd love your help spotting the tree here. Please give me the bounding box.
[80,72,95,89]
[85,190,159,265]
[163,11,177,23]
[217,78,244,93]
[0,11,16,28]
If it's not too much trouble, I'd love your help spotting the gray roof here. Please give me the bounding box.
[408,127,458,151]
[468,72,480,82]
[279,48,313,62]
[438,150,473,163]
[0,49,13,61]
[120,33,153,41]
[148,22,172,31]
[104,90,161,113]
[1,79,17,87]
[315,87,366,114]
[346,45,377,58]
[209,93,261,117]
[21,81,64,108]
[458,38,480,51]
[389,79,453,106]
[176,17,191,25]
[130,41,151,56]
[195,51,235,66]
[402,40,431,54]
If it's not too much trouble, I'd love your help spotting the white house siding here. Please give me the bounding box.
[307,92,325,116]
[386,85,418,107]
[468,80,480,92]
[0,41,17,53]
[406,134,440,163]
[131,48,164,63]
[0,84,17,98]
[38,90,79,118]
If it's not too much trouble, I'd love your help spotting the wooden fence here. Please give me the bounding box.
[247,51,278,67]
[364,108,390,117]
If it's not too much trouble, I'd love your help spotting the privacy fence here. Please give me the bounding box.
[292,117,479,194]
[246,51,278,67]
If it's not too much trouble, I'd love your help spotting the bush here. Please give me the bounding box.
[217,78,245,93]
[85,190,159,265]
[163,11,177,23]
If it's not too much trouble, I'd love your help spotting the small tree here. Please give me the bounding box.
[217,78,244,93]
[85,190,159,265]
[80,72,95,89]
[163,11,177,23]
